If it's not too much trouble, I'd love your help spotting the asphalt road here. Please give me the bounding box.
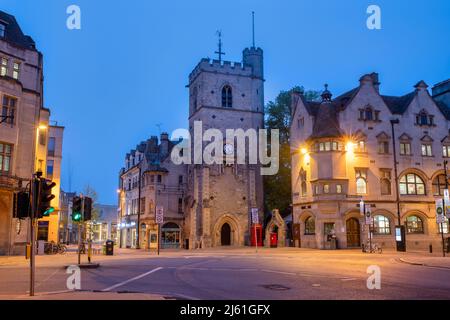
[1,248,450,300]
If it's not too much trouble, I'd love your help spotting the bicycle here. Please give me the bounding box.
[362,241,382,254]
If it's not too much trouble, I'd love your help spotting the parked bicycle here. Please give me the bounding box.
[362,241,382,254]
[44,241,67,255]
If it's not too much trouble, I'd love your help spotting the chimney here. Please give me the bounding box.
[160,132,169,156]
[370,73,380,93]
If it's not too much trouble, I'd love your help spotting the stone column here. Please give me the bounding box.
[201,167,212,248]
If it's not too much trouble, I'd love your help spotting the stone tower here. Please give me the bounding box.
[186,46,265,248]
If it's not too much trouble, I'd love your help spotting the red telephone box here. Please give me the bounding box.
[270,232,278,248]
[250,224,263,246]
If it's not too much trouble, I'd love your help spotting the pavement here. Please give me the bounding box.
[1,247,450,300]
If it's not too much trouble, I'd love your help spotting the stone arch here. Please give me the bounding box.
[212,214,240,247]
[265,209,286,247]
[402,210,429,235]
[398,167,429,181]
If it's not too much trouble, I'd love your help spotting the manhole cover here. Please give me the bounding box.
[261,284,291,291]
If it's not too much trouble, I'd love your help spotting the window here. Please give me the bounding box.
[39,129,46,146]
[304,217,315,235]
[432,174,450,196]
[443,145,450,158]
[324,223,335,236]
[400,142,411,155]
[12,62,19,80]
[356,169,367,194]
[406,215,424,234]
[178,198,183,214]
[359,105,380,121]
[416,110,434,126]
[399,174,425,195]
[0,142,12,173]
[157,175,162,183]
[301,181,307,197]
[336,184,342,194]
[380,169,392,195]
[1,58,7,76]
[314,185,320,195]
[178,175,183,184]
[48,137,55,156]
[0,23,5,37]
[2,96,16,125]
[46,160,54,180]
[373,215,391,235]
[140,198,146,214]
[355,140,366,153]
[438,221,449,234]
[378,141,389,154]
[297,117,304,128]
[300,169,307,197]
[221,85,232,108]
[323,184,330,194]
[421,144,433,157]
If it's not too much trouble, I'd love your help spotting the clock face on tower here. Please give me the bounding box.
[223,143,234,155]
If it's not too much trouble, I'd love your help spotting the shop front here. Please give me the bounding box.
[161,222,181,249]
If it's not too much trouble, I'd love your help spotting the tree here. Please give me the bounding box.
[264,86,319,218]
[82,185,101,241]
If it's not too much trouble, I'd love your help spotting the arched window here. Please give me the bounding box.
[432,174,450,196]
[406,215,424,234]
[304,216,315,235]
[399,173,425,195]
[222,85,232,108]
[373,215,391,235]
[356,169,367,194]
[192,87,198,110]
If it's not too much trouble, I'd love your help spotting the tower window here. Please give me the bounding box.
[0,23,5,38]
[222,85,232,108]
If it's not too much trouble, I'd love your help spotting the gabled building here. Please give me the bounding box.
[291,73,450,251]
[118,133,186,249]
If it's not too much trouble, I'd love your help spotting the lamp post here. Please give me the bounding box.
[390,118,406,252]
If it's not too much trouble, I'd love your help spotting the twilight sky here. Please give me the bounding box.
[2,0,449,204]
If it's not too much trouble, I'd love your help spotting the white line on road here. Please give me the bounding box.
[101,267,163,292]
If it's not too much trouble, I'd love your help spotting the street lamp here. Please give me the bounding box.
[390,118,406,252]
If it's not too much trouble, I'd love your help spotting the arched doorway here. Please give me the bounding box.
[346,218,361,248]
[161,222,181,249]
[221,223,231,246]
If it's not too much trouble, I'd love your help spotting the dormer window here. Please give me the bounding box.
[415,110,434,126]
[221,85,232,108]
[0,23,5,38]
[358,105,380,122]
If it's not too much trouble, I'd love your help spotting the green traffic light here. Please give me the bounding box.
[72,212,82,222]
[43,207,55,216]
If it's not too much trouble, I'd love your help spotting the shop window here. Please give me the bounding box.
[373,215,391,235]
[406,215,424,234]
[304,217,315,235]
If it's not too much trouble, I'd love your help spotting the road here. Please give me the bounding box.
[1,248,449,300]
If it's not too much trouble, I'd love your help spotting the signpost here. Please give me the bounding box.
[251,208,259,252]
[156,206,164,255]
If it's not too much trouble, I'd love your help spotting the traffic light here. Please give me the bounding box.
[83,197,93,221]
[72,196,82,222]
[38,178,56,218]
[13,192,30,219]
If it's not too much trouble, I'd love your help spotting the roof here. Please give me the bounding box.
[310,100,342,139]
[0,10,36,50]
[381,92,416,115]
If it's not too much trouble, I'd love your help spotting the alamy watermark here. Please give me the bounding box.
[66,265,81,290]
[367,5,381,30]
[66,5,81,30]
[170,121,279,175]
[366,265,381,290]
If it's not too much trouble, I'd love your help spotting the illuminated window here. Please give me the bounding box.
[406,215,424,234]
[421,144,432,157]
[355,140,366,153]
[12,62,19,80]
[400,142,411,155]
[438,221,449,234]
[443,145,450,158]
[373,215,391,235]
[1,58,7,76]
[356,169,367,194]
[304,217,315,235]
[399,174,425,195]
[221,85,232,108]
[336,184,342,194]
[323,184,330,194]
[0,142,12,173]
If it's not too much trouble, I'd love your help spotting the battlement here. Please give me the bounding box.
[189,58,253,83]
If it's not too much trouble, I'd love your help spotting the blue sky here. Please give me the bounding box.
[2,0,449,204]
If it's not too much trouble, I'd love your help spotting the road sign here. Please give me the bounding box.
[436,199,446,224]
[444,189,449,202]
[155,205,164,224]
[251,208,259,224]
[365,206,372,225]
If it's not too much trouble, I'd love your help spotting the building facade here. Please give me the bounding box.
[118,134,186,249]
[185,47,265,249]
[91,204,118,244]
[0,11,58,255]
[291,73,450,251]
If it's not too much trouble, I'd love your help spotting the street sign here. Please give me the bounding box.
[155,205,164,224]
[251,208,259,224]
[365,206,372,225]
[359,200,365,216]
[436,199,446,224]
[444,189,449,203]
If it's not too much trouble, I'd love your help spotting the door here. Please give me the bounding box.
[221,223,231,246]
[346,218,361,247]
